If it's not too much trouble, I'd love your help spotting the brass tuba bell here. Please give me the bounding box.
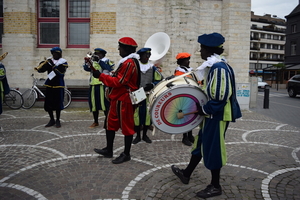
[144,32,170,65]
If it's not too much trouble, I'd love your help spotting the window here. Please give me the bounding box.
[67,0,90,47]
[291,41,297,55]
[271,54,277,59]
[257,63,262,70]
[251,24,257,29]
[38,0,60,47]
[0,0,3,46]
[37,0,90,48]
[291,24,297,33]
[261,64,268,69]
[260,43,264,49]
[273,35,279,40]
[249,63,255,70]
[280,45,284,50]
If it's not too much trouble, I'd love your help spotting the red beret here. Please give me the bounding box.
[176,52,191,60]
[118,37,138,47]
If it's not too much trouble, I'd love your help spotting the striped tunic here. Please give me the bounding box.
[192,61,241,170]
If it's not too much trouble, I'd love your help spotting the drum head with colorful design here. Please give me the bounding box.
[150,84,207,134]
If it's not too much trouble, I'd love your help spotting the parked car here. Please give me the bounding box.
[257,77,269,89]
[286,74,300,97]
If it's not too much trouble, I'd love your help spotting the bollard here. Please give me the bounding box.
[263,86,270,109]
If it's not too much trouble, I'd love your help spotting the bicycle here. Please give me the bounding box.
[22,74,72,109]
[4,88,24,109]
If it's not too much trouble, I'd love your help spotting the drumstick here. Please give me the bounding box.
[152,125,156,136]
[177,111,198,119]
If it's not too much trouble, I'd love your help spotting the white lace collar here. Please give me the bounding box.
[139,61,152,73]
[101,57,108,62]
[117,53,140,68]
[50,57,67,66]
[175,66,193,73]
[195,54,226,80]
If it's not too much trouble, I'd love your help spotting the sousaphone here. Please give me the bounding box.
[144,32,170,65]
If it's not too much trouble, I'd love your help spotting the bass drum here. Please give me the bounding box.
[149,75,207,134]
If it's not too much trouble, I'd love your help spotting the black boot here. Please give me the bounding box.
[45,119,55,127]
[94,130,115,158]
[188,131,194,143]
[142,125,152,143]
[133,126,141,144]
[55,119,61,128]
[112,152,131,164]
[182,133,192,146]
[112,135,132,164]
[94,147,113,158]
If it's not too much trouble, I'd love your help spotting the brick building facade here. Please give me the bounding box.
[1,0,250,104]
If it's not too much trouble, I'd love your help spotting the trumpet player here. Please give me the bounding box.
[0,53,10,131]
[83,48,114,128]
[36,47,68,128]
[92,37,140,164]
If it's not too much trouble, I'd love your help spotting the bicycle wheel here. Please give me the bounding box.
[4,89,24,109]
[22,89,37,109]
[63,89,72,109]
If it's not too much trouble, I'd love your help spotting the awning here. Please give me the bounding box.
[285,64,300,70]
[249,70,272,73]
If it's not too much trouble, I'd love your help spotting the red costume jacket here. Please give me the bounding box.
[99,58,139,103]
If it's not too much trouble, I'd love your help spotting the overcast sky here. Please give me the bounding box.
[251,0,299,19]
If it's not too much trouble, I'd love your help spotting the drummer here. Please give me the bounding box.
[173,52,195,146]
[132,47,164,144]
[171,32,242,198]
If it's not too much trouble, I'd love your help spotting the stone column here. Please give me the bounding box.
[221,0,251,84]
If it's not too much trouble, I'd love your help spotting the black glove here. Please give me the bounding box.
[196,103,206,116]
[144,83,154,92]
[93,55,100,62]
[92,70,101,78]
[47,59,54,66]
[165,75,175,80]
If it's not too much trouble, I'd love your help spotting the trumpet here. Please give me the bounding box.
[84,51,99,71]
[0,52,8,61]
[86,51,99,61]
[35,57,48,71]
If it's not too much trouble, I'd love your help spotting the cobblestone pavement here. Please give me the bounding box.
[0,105,299,200]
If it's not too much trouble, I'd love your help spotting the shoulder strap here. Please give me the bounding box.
[132,58,141,88]
[181,66,189,72]
[221,61,236,94]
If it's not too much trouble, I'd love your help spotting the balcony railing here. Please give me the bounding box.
[251,25,286,33]
[249,57,284,62]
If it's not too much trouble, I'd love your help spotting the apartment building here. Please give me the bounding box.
[285,2,300,80]
[249,12,286,81]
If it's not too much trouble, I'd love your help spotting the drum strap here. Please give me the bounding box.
[126,58,145,106]
[221,61,242,121]
[132,58,141,88]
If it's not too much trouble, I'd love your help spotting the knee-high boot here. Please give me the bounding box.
[133,126,141,144]
[106,130,115,153]
[124,135,133,156]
